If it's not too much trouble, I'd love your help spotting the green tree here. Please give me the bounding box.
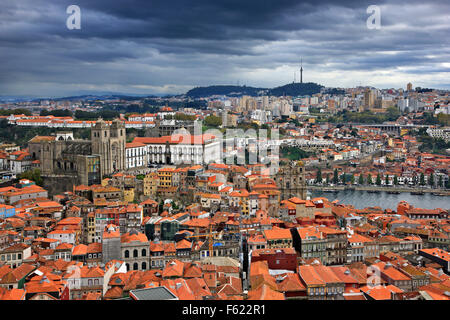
[341,173,347,184]
[326,173,330,185]
[174,113,197,121]
[40,109,72,117]
[204,115,222,127]
[0,109,32,116]
[18,169,43,186]
[393,175,398,185]
[429,173,434,187]
[359,174,364,185]
[315,168,322,184]
[351,174,355,185]
[280,146,313,161]
[333,168,339,184]
[367,174,373,185]
[386,106,400,121]
[420,173,425,186]
[385,174,389,186]
[376,173,382,186]
[438,175,443,188]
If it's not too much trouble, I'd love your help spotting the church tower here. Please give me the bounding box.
[91,118,126,177]
[110,119,126,173]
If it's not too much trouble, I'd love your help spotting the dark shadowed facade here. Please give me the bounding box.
[275,161,307,200]
[28,119,126,186]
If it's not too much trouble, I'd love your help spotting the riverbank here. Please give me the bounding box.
[309,189,449,210]
[307,185,450,196]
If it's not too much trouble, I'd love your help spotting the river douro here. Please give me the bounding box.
[310,189,449,210]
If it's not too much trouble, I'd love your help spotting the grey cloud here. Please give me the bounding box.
[0,0,449,96]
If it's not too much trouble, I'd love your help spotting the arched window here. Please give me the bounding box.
[124,250,129,258]
[133,263,138,270]
[142,249,147,257]
[133,249,138,258]
[126,263,130,271]
[142,262,147,270]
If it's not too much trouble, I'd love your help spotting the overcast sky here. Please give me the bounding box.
[0,0,449,97]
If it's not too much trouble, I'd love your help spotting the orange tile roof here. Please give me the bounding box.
[247,284,284,300]
[121,231,148,244]
[263,228,292,240]
[162,260,184,278]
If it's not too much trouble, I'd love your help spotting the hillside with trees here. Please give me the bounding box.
[186,82,324,98]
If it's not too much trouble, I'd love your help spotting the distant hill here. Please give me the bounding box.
[186,85,267,98]
[186,82,323,98]
[322,88,346,95]
[0,93,163,103]
[267,82,323,96]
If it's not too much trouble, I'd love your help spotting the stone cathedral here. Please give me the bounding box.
[28,119,126,188]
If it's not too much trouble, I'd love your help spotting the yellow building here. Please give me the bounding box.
[123,188,135,203]
[157,168,174,188]
[143,172,159,197]
[230,189,249,216]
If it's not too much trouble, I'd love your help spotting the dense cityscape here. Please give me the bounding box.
[0,80,448,301]
[0,0,449,308]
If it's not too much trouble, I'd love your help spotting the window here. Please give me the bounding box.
[124,250,129,258]
[133,249,138,258]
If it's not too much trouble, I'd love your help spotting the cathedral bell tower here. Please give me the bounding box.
[91,118,126,177]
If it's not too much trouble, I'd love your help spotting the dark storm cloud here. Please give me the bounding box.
[0,0,449,96]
